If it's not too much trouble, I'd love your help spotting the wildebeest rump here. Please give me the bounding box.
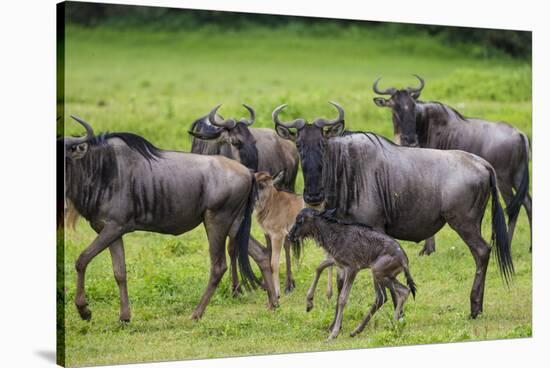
[273,102,514,318]
[189,105,300,294]
[62,115,277,322]
[373,75,531,251]
[289,208,416,340]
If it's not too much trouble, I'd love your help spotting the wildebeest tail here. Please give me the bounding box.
[235,175,262,289]
[505,133,529,227]
[404,266,416,299]
[488,167,514,284]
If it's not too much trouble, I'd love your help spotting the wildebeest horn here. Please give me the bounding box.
[313,101,345,127]
[272,104,306,130]
[373,77,397,96]
[240,104,255,126]
[208,104,237,129]
[406,74,425,94]
[64,115,95,146]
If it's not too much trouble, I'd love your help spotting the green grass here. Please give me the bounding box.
[61,25,532,367]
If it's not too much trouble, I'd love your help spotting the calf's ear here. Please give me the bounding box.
[275,125,297,141]
[373,97,391,107]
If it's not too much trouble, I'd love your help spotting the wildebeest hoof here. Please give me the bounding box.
[326,290,333,299]
[349,331,357,337]
[470,311,481,319]
[119,312,131,323]
[306,300,314,312]
[190,311,202,321]
[285,280,296,294]
[232,285,244,297]
[418,248,434,256]
[77,306,92,321]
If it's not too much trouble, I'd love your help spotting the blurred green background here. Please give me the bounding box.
[59,2,532,367]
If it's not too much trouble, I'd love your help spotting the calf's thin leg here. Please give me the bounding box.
[350,277,387,337]
[328,268,345,332]
[283,237,295,293]
[306,258,335,312]
[328,268,357,340]
[326,265,333,299]
[109,238,130,322]
[270,234,285,298]
[75,223,124,321]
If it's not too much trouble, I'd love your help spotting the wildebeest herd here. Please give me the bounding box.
[60,75,531,340]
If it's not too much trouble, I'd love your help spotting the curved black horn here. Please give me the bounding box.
[406,74,425,94]
[208,104,237,129]
[313,101,345,127]
[272,104,306,130]
[240,104,255,126]
[64,115,95,145]
[372,77,397,96]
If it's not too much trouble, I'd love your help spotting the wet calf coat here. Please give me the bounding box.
[289,208,416,339]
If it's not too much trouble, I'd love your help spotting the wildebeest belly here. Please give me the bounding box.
[386,218,446,243]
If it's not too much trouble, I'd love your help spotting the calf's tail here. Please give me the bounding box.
[488,167,515,285]
[404,266,416,299]
[235,175,262,289]
[505,133,530,227]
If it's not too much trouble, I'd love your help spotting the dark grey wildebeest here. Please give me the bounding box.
[289,208,416,340]
[373,75,531,252]
[273,102,513,319]
[62,115,277,322]
[189,105,300,294]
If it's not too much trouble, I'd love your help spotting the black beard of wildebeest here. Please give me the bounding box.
[61,115,278,323]
[373,75,532,252]
[288,208,416,340]
[188,104,300,295]
[273,102,514,319]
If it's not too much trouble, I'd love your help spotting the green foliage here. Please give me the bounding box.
[61,25,532,367]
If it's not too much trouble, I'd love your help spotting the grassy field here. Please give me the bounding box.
[61,25,532,367]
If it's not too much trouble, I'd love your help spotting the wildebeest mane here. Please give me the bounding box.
[92,132,163,161]
[419,101,468,122]
[318,210,376,231]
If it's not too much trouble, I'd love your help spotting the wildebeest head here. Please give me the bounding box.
[273,102,345,206]
[372,74,425,147]
[189,104,259,170]
[63,115,95,160]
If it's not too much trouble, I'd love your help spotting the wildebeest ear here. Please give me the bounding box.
[272,170,286,186]
[322,121,345,138]
[373,97,391,107]
[323,208,337,217]
[275,125,297,141]
[409,91,421,100]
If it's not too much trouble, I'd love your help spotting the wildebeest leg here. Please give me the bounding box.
[500,182,519,247]
[419,236,436,256]
[328,268,345,332]
[227,239,243,297]
[284,237,296,294]
[306,258,336,312]
[328,268,357,340]
[350,277,387,337]
[75,223,124,321]
[109,238,130,322]
[264,234,272,260]
[191,213,229,320]
[247,236,279,309]
[326,265,334,299]
[523,194,532,251]
[270,234,285,298]
[447,221,490,318]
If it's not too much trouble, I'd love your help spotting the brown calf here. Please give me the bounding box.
[255,171,304,298]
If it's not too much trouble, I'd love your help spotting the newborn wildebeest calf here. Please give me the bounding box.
[289,208,416,340]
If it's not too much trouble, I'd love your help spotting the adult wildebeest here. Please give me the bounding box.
[189,105,300,294]
[289,208,416,340]
[273,102,513,319]
[373,75,531,252]
[62,115,277,322]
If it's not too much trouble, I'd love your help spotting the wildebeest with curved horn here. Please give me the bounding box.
[61,115,277,322]
[373,75,531,252]
[273,102,514,319]
[189,104,300,295]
